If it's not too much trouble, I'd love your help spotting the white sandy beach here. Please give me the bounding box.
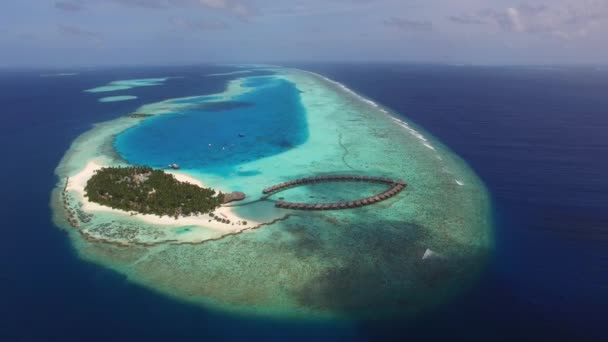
[66,160,259,233]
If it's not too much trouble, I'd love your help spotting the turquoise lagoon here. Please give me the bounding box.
[115,76,308,172]
[53,68,494,319]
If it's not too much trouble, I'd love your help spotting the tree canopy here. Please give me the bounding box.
[85,166,223,217]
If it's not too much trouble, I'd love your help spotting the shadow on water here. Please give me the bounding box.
[272,214,492,319]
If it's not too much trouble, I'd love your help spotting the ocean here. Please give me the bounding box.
[1,64,606,341]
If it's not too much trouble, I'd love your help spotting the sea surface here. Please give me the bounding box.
[1,64,607,341]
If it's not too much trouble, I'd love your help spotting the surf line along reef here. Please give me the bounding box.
[52,67,494,319]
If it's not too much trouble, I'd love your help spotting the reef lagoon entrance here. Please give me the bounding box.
[52,67,493,319]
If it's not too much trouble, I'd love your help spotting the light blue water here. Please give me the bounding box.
[114,76,308,173]
[170,95,221,104]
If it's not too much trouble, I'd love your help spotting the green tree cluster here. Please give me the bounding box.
[85,166,223,217]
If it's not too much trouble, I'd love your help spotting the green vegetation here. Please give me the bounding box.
[127,113,153,118]
[85,166,223,218]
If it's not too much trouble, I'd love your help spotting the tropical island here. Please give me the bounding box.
[53,67,494,319]
[85,166,223,218]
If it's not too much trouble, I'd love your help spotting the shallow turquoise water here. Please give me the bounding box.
[170,95,221,104]
[99,95,137,103]
[114,76,308,173]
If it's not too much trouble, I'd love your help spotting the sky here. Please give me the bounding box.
[0,0,607,67]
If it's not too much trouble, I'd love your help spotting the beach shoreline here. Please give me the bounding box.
[65,160,260,235]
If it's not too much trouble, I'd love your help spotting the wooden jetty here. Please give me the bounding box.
[264,175,407,211]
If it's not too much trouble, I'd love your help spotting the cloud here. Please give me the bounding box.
[448,14,485,25]
[111,0,166,8]
[169,17,229,31]
[197,0,254,18]
[16,33,39,41]
[58,25,101,38]
[451,1,608,39]
[55,1,85,11]
[53,0,255,18]
[383,17,433,32]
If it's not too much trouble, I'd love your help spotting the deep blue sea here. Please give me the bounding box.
[1,64,606,341]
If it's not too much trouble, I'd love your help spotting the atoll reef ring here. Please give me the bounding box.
[52,67,494,319]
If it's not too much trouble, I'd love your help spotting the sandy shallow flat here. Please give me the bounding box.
[99,95,138,103]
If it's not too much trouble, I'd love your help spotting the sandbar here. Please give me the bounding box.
[99,95,138,103]
[85,78,168,93]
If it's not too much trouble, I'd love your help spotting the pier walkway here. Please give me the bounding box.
[262,175,406,211]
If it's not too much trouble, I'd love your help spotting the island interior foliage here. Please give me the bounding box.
[84,166,223,217]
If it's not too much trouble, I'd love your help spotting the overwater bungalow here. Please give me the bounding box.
[268,174,407,210]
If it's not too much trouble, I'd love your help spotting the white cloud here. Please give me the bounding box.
[383,17,433,32]
[507,7,524,32]
[450,0,608,39]
[54,0,255,18]
[197,0,253,18]
[169,17,229,31]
